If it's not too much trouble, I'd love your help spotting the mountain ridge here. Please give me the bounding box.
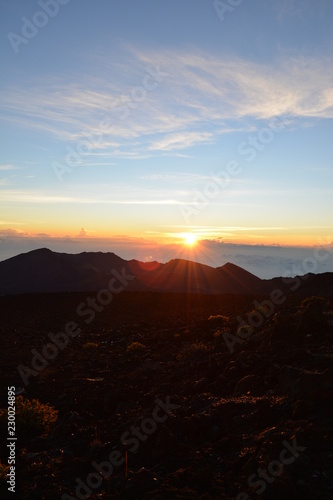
[0,248,332,297]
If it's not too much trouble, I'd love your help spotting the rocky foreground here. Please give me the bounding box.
[0,292,333,499]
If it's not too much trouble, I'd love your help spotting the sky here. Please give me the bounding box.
[0,0,333,278]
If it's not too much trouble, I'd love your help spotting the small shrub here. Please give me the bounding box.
[301,296,326,309]
[177,342,209,363]
[18,396,58,437]
[0,397,58,440]
[83,342,99,349]
[208,314,229,324]
[236,324,253,337]
[254,304,271,315]
[127,342,146,352]
[213,329,225,339]
[0,461,9,482]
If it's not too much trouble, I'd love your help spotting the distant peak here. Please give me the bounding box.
[222,262,240,269]
[32,248,53,254]
[218,261,260,280]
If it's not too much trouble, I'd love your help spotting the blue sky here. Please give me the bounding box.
[0,0,333,277]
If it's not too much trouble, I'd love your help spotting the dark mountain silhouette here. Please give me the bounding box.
[0,248,332,297]
[0,248,127,295]
[216,262,263,294]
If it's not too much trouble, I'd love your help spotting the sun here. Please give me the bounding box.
[184,233,197,246]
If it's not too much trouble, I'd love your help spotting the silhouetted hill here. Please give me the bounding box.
[0,248,332,297]
[216,262,263,294]
[0,248,127,295]
[268,272,333,298]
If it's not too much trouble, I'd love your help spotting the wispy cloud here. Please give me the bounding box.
[0,221,27,225]
[1,48,332,157]
[1,185,332,206]
[148,131,215,151]
[135,49,333,119]
[0,188,188,205]
[155,224,333,232]
[143,172,249,185]
[0,164,18,171]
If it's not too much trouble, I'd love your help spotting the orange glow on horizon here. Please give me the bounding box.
[0,224,327,249]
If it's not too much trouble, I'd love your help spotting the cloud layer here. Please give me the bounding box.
[1,229,332,279]
[1,48,332,159]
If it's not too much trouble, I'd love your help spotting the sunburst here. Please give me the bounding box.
[184,233,197,246]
